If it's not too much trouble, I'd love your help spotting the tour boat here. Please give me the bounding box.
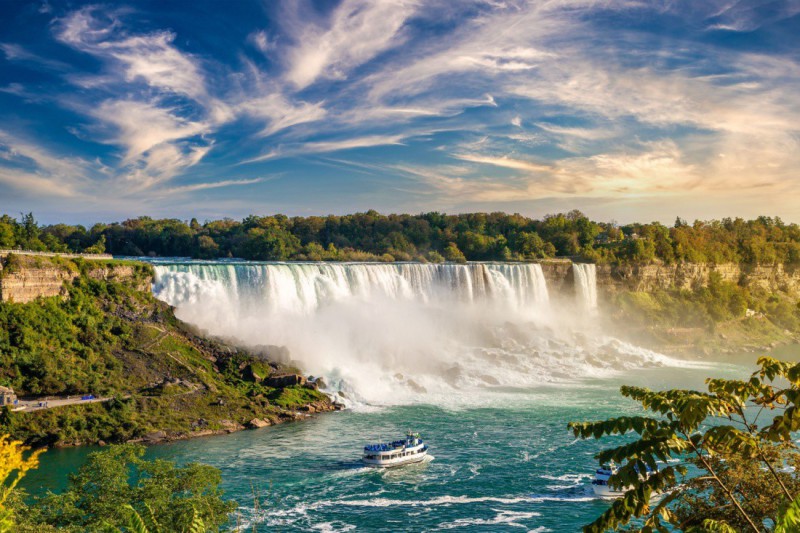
[362,432,428,468]
[591,462,655,498]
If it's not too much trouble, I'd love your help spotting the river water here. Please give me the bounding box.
[22,261,750,531]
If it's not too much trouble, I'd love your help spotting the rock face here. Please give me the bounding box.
[595,262,800,296]
[0,265,78,303]
[0,254,151,303]
[539,259,574,293]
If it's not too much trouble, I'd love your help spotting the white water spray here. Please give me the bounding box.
[152,261,674,403]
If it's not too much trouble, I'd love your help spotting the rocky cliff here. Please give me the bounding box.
[0,253,151,303]
[595,262,800,296]
[539,259,575,293]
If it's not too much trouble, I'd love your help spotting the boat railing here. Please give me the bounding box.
[364,439,424,452]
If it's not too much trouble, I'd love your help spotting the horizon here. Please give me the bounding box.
[1,0,799,224]
[1,208,796,229]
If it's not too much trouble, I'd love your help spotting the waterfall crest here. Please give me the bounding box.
[153,262,551,315]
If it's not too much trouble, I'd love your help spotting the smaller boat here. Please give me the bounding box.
[362,431,428,468]
[592,462,655,498]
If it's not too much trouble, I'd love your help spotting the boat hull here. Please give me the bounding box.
[362,451,428,468]
[592,483,627,499]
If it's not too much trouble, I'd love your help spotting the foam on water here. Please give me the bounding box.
[151,260,685,403]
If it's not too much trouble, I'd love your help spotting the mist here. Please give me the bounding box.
[152,262,683,404]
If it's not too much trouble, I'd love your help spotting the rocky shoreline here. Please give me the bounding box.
[116,398,344,448]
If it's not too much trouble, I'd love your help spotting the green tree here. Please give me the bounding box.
[84,235,106,254]
[569,357,800,532]
[21,444,234,532]
[443,242,467,263]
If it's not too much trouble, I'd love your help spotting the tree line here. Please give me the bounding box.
[2,211,800,264]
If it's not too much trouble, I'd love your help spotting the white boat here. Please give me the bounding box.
[592,462,655,498]
[362,432,428,468]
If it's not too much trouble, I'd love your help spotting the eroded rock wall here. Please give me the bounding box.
[0,254,151,303]
[0,265,78,303]
[595,263,800,296]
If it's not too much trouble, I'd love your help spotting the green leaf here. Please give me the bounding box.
[776,495,800,533]
[125,505,150,533]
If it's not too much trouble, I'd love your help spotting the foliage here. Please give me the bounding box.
[8,211,799,264]
[0,268,154,396]
[612,275,800,337]
[0,434,42,533]
[569,357,800,532]
[125,503,207,533]
[8,444,233,532]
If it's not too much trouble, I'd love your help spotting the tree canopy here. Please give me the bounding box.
[3,211,800,264]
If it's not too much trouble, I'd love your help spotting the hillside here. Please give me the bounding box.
[0,254,335,447]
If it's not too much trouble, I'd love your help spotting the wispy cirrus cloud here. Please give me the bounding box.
[159,177,265,195]
[243,133,409,164]
[0,130,96,198]
[1,0,799,221]
[51,6,225,189]
[238,93,327,137]
[281,0,418,89]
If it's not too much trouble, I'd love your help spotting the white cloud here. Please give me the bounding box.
[85,100,212,188]
[239,93,327,136]
[0,43,70,70]
[159,177,264,195]
[454,153,552,173]
[282,0,418,89]
[57,8,210,102]
[244,134,408,164]
[92,100,209,163]
[105,33,208,101]
[0,131,95,198]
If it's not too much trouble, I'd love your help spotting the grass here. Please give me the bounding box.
[270,385,328,409]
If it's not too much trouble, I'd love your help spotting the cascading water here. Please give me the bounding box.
[152,260,675,404]
[572,263,598,312]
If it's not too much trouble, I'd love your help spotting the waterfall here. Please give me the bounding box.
[572,263,597,312]
[152,262,551,316]
[150,260,677,404]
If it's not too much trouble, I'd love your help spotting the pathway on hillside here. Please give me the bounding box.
[12,396,112,412]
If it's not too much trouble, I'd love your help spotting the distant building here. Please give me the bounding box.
[0,386,17,406]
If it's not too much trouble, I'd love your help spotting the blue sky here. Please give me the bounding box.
[0,0,799,224]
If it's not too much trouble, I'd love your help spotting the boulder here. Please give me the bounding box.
[143,430,167,443]
[265,374,306,388]
[248,418,270,429]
